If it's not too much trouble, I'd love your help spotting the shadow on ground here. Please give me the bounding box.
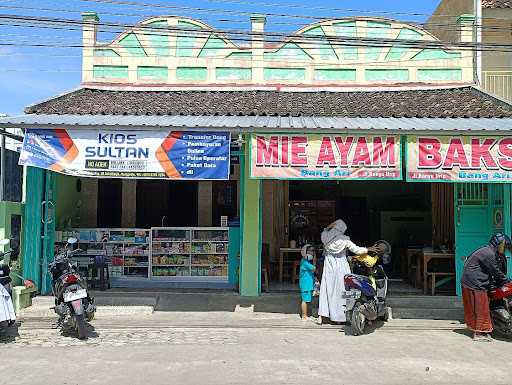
[92,289,314,315]
[0,322,20,344]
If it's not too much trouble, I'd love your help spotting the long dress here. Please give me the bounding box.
[318,227,367,322]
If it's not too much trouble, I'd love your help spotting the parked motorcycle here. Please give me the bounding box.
[0,239,17,332]
[489,282,512,338]
[49,237,95,340]
[343,240,392,336]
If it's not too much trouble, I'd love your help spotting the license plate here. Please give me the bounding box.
[63,289,87,303]
[342,291,361,299]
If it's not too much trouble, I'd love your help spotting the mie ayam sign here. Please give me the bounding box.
[251,134,401,180]
[407,135,512,182]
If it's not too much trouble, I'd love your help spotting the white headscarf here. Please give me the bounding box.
[321,219,350,246]
[301,244,312,258]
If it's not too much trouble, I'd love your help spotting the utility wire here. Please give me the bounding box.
[0,14,503,52]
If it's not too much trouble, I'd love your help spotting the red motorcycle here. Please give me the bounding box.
[489,281,512,338]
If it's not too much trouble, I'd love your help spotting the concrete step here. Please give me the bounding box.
[392,307,464,321]
[19,296,154,319]
[387,296,463,309]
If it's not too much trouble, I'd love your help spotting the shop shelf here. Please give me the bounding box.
[152,265,190,267]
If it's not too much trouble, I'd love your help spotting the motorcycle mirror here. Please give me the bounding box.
[0,239,10,246]
[67,237,78,245]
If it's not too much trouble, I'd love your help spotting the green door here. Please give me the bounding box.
[22,168,56,294]
[455,183,511,296]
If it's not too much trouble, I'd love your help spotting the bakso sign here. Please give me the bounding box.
[250,134,401,180]
[407,136,512,182]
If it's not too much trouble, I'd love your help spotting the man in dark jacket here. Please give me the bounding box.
[461,232,511,342]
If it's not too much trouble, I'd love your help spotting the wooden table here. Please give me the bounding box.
[279,248,302,283]
[422,252,455,295]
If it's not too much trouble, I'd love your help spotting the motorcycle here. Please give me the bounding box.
[49,237,95,340]
[489,282,512,338]
[0,239,16,332]
[489,252,512,338]
[343,240,392,336]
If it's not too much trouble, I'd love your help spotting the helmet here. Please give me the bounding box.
[489,232,512,248]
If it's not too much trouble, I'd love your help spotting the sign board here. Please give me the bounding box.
[250,134,401,180]
[407,135,512,183]
[20,129,231,180]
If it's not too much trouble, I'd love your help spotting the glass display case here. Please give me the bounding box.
[56,229,150,279]
[56,227,229,282]
[151,227,229,279]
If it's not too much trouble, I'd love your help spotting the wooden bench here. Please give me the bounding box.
[427,272,455,296]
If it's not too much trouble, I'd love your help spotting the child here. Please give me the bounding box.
[299,244,316,320]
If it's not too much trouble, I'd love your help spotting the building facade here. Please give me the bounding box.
[1,12,512,296]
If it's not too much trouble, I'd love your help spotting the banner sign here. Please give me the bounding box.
[407,135,512,182]
[251,134,401,180]
[20,129,231,180]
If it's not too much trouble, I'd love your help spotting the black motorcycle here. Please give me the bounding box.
[0,239,19,332]
[49,238,95,340]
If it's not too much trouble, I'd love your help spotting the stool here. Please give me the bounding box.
[427,272,455,296]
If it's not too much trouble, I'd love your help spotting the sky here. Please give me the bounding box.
[0,0,441,115]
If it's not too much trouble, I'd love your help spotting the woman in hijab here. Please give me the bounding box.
[318,219,375,324]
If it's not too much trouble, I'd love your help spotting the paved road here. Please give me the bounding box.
[1,311,511,385]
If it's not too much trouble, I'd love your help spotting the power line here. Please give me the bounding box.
[77,0,512,24]
[0,14,500,52]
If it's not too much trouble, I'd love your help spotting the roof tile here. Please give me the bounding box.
[25,86,512,118]
[482,0,512,8]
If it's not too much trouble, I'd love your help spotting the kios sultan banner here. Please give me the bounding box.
[251,134,401,180]
[407,135,512,182]
[20,129,231,180]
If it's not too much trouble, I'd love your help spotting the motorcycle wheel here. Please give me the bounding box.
[351,304,366,336]
[75,314,88,340]
[86,311,95,322]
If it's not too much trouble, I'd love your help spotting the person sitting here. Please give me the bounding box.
[461,232,511,342]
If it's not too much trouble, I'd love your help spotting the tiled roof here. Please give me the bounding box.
[482,0,512,8]
[25,86,512,118]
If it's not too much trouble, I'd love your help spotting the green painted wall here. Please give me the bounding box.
[119,33,147,57]
[55,174,80,230]
[418,68,462,82]
[94,49,119,57]
[199,35,229,57]
[333,21,358,60]
[93,65,129,79]
[147,20,170,57]
[226,51,252,59]
[0,201,23,247]
[413,49,462,61]
[386,28,423,61]
[365,69,409,82]
[137,66,169,81]
[240,140,261,296]
[315,68,356,81]
[176,20,202,57]
[303,26,337,60]
[176,67,208,81]
[265,43,312,61]
[216,67,252,81]
[264,67,306,81]
[366,22,390,61]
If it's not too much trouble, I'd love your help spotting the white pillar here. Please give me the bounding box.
[81,12,99,84]
[251,14,266,84]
